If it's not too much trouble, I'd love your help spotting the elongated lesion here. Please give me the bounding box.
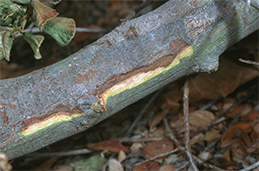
[21,104,84,136]
[97,45,194,110]
[21,112,83,136]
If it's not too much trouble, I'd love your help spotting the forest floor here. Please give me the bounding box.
[0,1,258,171]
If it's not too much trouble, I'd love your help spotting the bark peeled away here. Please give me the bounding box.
[0,0,259,159]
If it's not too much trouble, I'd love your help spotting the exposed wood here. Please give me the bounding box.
[0,0,259,159]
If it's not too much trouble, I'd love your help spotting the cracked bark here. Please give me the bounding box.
[0,0,259,159]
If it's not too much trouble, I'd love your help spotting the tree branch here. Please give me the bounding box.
[0,0,259,159]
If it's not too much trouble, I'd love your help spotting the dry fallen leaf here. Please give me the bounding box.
[226,104,252,117]
[220,138,238,148]
[203,129,221,142]
[189,57,259,103]
[130,143,143,152]
[108,159,124,171]
[198,152,211,161]
[247,138,259,153]
[250,129,259,142]
[163,89,182,110]
[189,110,215,128]
[190,133,204,145]
[118,150,126,163]
[243,109,259,123]
[169,116,185,134]
[132,161,160,171]
[158,164,180,171]
[220,98,235,112]
[33,157,58,171]
[52,165,74,171]
[221,122,252,142]
[231,141,246,163]
[0,153,12,171]
[88,140,129,154]
[213,158,237,170]
[140,138,174,159]
[251,119,259,139]
[222,149,231,162]
[149,109,169,131]
[238,132,251,150]
[148,126,166,139]
[31,0,59,30]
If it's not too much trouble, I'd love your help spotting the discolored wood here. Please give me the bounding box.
[0,0,259,159]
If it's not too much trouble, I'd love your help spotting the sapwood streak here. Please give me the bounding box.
[0,0,258,159]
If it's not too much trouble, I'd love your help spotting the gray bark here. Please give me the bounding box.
[0,0,259,159]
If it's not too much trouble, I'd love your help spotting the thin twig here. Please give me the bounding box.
[202,138,220,152]
[123,0,152,21]
[25,148,92,158]
[163,118,183,150]
[75,27,106,33]
[249,118,259,125]
[15,27,106,38]
[173,162,190,171]
[239,161,259,171]
[134,148,179,166]
[199,100,217,110]
[45,0,61,5]
[183,80,199,171]
[199,97,248,136]
[163,114,225,171]
[251,0,259,10]
[192,155,227,171]
[121,90,162,142]
[239,58,259,66]
[115,137,162,143]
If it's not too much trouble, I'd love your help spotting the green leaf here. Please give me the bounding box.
[0,0,13,6]
[0,3,12,16]
[11,0,31,5]
[42,17,76,46]
[9,3,25,16]
[0,27,15,61]
[1,1,26,28]
[23,32,44,59]
[74,153,106,171]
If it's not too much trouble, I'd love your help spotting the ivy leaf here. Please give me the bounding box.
[31,0,58,30]
[0,0,14,25]
[0,27,15,61]
[11,0,31,5]
[23,32,44,59]
[42,17,76,46]
[0,0,12,6]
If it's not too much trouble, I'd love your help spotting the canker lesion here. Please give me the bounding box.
[21,104,84,136]
[97,43,193,110]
